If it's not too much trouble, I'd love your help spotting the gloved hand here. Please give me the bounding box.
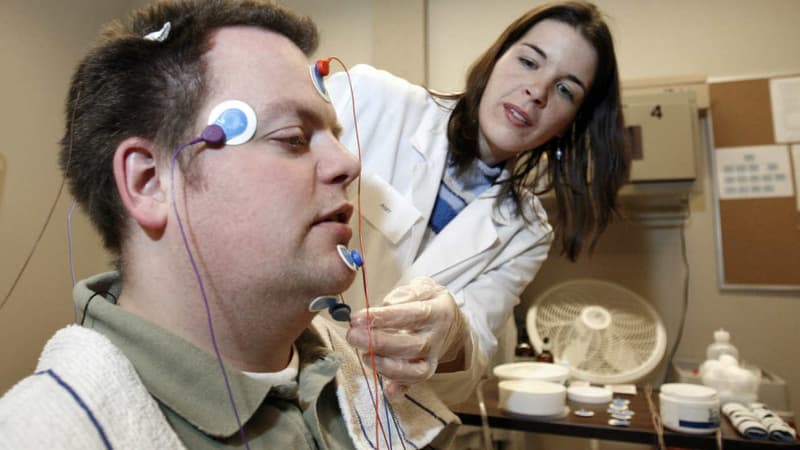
[346,277,470,397]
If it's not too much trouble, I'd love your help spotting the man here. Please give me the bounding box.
[0,1,458,448]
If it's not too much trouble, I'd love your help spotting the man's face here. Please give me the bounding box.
[178,26,360,305]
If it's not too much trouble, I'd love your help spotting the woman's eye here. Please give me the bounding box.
[518,57,538,69]
[556,83,575,102]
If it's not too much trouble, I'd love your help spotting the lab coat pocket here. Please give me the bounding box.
[360,172,421,244]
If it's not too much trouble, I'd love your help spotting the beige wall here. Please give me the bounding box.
[1,0,798,423]
[427,0,800,90]
[0,1,134,389]
[280,0,427,85]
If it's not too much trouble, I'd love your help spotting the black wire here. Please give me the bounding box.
[79,291,117,326]
[0,180,67,313]
[1,91,79,316]
[661,195,691,385]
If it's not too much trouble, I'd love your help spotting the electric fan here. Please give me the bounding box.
[526,278,667,384]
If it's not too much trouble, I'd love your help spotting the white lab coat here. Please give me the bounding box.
[327,65,553,404]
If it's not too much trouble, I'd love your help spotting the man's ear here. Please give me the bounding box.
[113,137,168,232]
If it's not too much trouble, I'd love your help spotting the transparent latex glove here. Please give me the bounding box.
[346,276,470,398]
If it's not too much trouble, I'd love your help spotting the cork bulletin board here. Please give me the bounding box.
[709,76,800,289]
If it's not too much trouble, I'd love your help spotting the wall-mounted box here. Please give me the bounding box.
[622,91,700,184]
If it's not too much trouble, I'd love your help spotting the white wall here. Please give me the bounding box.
[281,0,427,85]
[428,0,800,91]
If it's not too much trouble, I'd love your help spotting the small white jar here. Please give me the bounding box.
[660,383,720,434]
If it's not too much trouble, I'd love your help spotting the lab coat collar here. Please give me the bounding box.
[404,107,526,278]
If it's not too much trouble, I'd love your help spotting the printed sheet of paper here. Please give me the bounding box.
[770,77,800,143]
[715,145,794,199]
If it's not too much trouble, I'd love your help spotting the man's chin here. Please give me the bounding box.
[330,268,357,293]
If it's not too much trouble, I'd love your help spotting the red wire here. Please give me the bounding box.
[328,56,386,449]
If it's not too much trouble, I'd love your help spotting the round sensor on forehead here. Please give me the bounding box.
[309,64,331,103]
[207,100,257,145]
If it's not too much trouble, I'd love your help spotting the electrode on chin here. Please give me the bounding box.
[337,244,363,271]
[308,245,363,322]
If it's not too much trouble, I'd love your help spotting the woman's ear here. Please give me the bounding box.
[113,137,168,233]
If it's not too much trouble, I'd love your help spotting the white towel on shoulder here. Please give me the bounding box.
[0,325,185,450]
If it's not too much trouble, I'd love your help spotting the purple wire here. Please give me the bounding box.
[170,139,251,449]
[67,199,78,322]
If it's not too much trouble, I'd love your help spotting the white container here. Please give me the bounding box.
[706,329,739,361]
[670,358,791,415]
[567,385,613,404]
[659,383,720,434]
[493,362,570,384]
[498,379,567,417]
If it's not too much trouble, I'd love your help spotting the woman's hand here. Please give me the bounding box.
[346,277,470,398]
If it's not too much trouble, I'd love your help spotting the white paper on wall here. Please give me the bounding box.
[769,77,800,143]
[714,145,794,200]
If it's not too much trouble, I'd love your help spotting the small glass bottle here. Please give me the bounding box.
[706,328,739,361]
[514,326,536,360]
[535,337,554,363]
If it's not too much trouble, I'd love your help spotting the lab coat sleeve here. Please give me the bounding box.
[428,216,554,405]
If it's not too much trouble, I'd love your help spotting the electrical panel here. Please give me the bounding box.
[622,91,699,183]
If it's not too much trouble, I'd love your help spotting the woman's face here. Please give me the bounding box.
[477,19,598,165]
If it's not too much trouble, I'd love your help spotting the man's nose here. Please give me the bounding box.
[318,137,360,186]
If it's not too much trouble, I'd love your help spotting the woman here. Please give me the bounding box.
[328,1,629,403]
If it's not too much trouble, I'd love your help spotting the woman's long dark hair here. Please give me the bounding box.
[444,1,629,261]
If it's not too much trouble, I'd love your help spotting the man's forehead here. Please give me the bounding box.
[204,28,310,103]
[201,27,338,134]
[206,26,304,72]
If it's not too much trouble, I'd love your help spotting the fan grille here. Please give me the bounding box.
[527,279,666,384]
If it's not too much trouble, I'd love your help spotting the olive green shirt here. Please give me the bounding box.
[77,272,354,450]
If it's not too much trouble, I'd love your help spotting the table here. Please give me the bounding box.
[451,380,800,450]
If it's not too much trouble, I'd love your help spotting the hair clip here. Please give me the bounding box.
[144,22,171,42]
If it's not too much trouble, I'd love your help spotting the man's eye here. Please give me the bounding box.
[519,57,538,69]
[280,135,309,146]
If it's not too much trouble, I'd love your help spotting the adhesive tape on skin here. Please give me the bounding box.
[207,100,257,145]
[567,386,613,404]
[498,380,567,417]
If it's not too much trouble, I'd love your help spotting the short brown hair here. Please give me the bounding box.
[59,0,318,259]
